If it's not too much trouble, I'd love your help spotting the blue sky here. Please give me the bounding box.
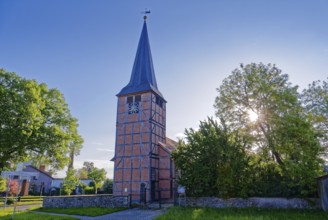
[1,0,327,178]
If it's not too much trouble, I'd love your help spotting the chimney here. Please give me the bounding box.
[39,165,45,172]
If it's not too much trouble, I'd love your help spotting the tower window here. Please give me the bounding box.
[156,96,163,108]
[135,95,141,102]
[127,95,141,104]
[127,96,133,104]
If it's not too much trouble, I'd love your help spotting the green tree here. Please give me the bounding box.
[0,177,6,192]
[301,78,328,152]
[77,162,95,179]
[102,178,113,194]
[77,167,88,179]
[82,162,95,173]
[0,69,83,171]
[214,63,324,196]
[272,112,323,195]
[172,118,250,197]
[214,63,300,164]
[77,162,107,194]
[62,169,80,195]
[89,167,106,194]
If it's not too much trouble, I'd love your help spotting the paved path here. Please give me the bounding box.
[32,208,166,220]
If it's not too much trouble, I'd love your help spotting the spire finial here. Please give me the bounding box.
[141,8,151,21]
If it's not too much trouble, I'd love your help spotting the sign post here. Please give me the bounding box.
[177,185,186,207]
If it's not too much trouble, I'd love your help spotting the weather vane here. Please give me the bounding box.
[141,8,151,20]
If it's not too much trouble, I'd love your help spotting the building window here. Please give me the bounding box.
[135,95,141,102]
[156,96,163,108]
[127,96,133,104]
[127,95,141,104]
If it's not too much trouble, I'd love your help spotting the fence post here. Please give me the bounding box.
[128,194,131,208]
[158,190,161,209]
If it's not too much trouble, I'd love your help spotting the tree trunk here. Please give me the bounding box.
[67,149,74,171]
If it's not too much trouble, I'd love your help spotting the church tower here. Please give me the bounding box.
[112,16,174,203]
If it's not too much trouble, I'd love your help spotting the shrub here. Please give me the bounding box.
[84,186,95,194]
[5,198,14,205]
[0,177,6,192]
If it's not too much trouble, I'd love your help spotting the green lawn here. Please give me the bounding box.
[16,201,43,205]
[155,207,328,220]
[0,207,77,220]
[36,207,128,217]
[1,196,43,206]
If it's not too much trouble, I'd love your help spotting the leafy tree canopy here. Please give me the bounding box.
[0,69,83,171]
[77,161,107,194]
[62,169,80,195]
[214,63,301,163]
[172,118,250,197]
[301,78,328,154]
[213,63,324,196]
[77,167,88,179]
[0,177,6,192]
[102,178,113,194]
[174,63,325,197]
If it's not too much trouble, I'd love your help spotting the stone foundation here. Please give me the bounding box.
[183,197,318,209]
[43,195,130,208]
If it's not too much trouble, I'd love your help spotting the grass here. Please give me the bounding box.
[1,196,43,206]
[0,207,77,220]
[36,207,128,217]
[155,207,328,220]
[16,201,43,205]
[0,196,44,201]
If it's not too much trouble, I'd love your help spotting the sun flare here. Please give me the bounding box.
[248,109,259,122]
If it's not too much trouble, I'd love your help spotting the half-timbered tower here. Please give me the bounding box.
[112,16,176,202]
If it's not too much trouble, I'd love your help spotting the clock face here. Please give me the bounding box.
[128,102,139,114]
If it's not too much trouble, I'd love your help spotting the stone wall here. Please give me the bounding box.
[182,197,318,209]
[43,195,130,208]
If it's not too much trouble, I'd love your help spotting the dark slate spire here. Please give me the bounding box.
[117,16,164,100]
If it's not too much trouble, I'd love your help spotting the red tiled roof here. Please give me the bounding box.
[158,137,178,154]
